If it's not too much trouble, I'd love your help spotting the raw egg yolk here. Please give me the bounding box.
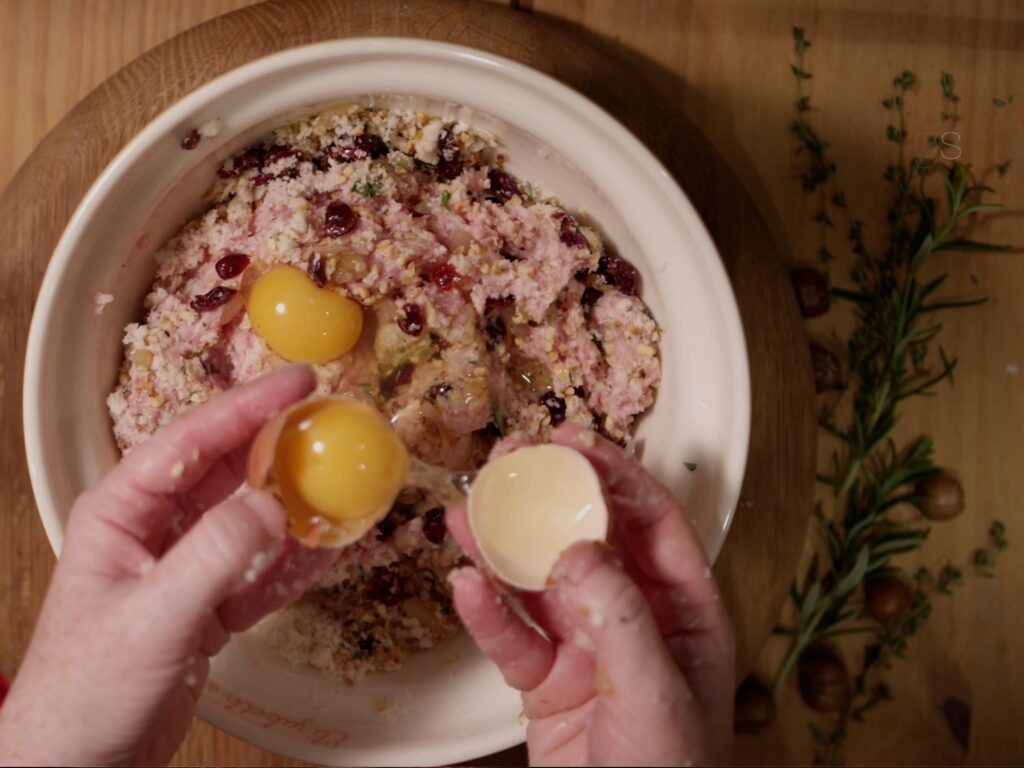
[247,265,363,363]
[273,398,410,526]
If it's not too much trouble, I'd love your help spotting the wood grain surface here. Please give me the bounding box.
[0,0,814,764]
[8,0,1019,766]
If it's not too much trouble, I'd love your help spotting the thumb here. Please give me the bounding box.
[143,490,286,631]
[551,542,699,764]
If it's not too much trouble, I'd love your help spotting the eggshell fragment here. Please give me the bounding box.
[467,444,609,591]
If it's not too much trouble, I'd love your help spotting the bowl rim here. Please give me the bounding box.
[22,36,750,764]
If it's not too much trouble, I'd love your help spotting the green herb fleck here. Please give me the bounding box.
[940,72,960,102]
[894,70,917,91]
[491,398,507,437]
[992,95,1012,107]
[996,159,1012,177]
[818,246,835,263]
[352,179,383,198]
[642,306,655,320]
[792,27,811,55]
[440,189,450,209]
[591,332,605,353]
[684,462,698,472]
[791,64,813,80]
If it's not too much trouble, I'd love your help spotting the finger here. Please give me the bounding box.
[521,641,597,721]
[449,566,555,691]
[158,445,253,554]
[142,489,286,633]
[552,427,735,715]
[96,365,315,542]
[445,504,574,640]
[551,423,717,604]
[199,616,231,657]
[218,538,341,633]
[551,541,700,759]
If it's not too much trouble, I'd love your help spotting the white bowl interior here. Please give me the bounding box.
[24,39,749,766]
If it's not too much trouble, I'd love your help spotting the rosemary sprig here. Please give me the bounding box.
[809,521,1009,764]
[776,27,1012,758]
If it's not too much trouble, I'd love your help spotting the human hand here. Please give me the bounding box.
[0,366,339,766]
[447,424,735,766]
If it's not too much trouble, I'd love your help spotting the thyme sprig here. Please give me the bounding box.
[776,26,1012,756]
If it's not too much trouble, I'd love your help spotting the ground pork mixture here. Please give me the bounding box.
[107,103,662,681]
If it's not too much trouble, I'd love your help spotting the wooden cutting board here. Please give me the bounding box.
[0,0,816,764]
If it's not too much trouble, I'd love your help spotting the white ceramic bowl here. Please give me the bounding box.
[23,39,750,766]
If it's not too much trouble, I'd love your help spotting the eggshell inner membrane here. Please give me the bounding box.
[468,444,608,591]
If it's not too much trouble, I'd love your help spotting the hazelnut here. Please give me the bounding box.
[798,644,850,712]
[916,471,965,521]
[810,343,842,392]
[790,267,830,318]
[734,676,776,734]
[864,573,914,623]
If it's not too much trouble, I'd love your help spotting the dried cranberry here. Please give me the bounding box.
[540,391,567,426]
[397,304,425,336]
[790,267,830,317]
[325,201,357,237]
[423,507,447,545]
[427,263,461,291]
[375,514,397,541]
[180,129,201,150]
[367,567,402,607]
[375,504,413,541]
[484,317,506,350]
[381,362,415,396]
[426,382,453,401]
[264,145,302,165]
[215,252,250,279]
[432,128,463,181]
[558,215,589,249]
[308,253,328,288]
[356,636,376,654]
[486,294,515,308]
[190,286,237,313]
[330,134,387,162]
[598,254,640,296]
[476,422,502,442]
[253,166,299,186]
[354,133,387,159]
[218,146,266,178]
[810,343,842,392]
[486,169,520,204]
[581,286,603,309]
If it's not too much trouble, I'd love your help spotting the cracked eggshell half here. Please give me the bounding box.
[467,443,609,591]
